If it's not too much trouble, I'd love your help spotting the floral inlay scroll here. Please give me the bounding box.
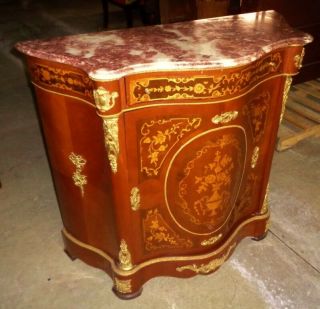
[243,91,270,143]
[68,152,87,197]
[143,209,193,251]
[30,64,94,99]
[140,117,201,176]
[237,172,259,213]
[130,53,281,104]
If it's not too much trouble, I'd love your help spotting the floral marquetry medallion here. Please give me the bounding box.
[139,117,201,176]
[166,128,247,235]
[142,209,193,251]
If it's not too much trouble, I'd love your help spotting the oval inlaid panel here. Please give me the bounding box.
[165,126,247,235]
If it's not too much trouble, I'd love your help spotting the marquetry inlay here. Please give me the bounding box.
[130,53,282,104]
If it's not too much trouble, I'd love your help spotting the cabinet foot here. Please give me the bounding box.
[112,287,143,300]
[252,230,268,241]
[64,249,76,261]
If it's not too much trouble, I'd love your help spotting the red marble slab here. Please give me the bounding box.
[16,10,312,80]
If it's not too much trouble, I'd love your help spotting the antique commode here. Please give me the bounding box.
[16,11,312,299]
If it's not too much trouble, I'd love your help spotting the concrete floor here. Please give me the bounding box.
[0,1,319,308]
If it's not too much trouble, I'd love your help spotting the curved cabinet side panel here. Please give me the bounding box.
[31,67,118,258]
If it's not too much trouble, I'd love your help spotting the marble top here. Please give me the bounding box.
[16,10,312,80]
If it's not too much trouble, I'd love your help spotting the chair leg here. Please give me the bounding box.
[124,5,134,28]
[101,0,109,28]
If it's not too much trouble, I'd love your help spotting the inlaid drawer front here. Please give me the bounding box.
[29,61,94,101]
[126,51,284,105]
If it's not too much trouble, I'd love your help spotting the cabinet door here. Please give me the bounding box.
[124,76,283,259]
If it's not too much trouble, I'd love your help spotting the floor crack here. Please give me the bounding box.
[269,229,320,274]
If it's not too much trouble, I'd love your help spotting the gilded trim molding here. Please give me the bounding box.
[261,184,269,214]
[130,187,140,211]
[265,218,270,233]
[176,243,236,274]
[68,152,87,196]
[114,278,132,294]
[211,111,238,124]
[93,86,119,112]
[103,118,119,173]
[294,48,305,69]
[62,210,269,277]
[280,76,293,123]
[201,234,222,246]
[118,240,133,271]
[251,146,259,168]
